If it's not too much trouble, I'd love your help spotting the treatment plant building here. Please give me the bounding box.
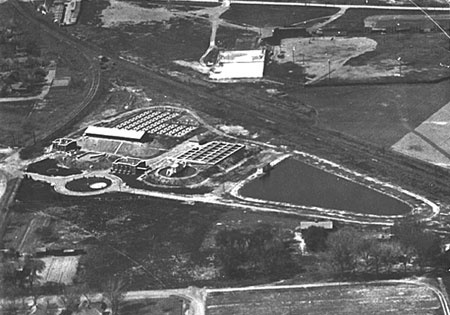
[209,49,266,80]
[84,126,149,142]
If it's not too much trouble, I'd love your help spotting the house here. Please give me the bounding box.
[62,0,82,26]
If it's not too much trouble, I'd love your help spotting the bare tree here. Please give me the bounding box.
[22,256,46,290]
[59,284,89,315]
[102,278,127,315]
[326,227,363,277]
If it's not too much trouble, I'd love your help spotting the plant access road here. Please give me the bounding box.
[230,0,450,11]
[0,279,448,315]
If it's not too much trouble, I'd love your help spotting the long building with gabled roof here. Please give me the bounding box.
[84,126,148,142]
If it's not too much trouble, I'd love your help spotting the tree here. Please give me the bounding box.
[59,284,89,315]
[392,220,441,271]
[356,238,377,274]
[379,241,402,274]
[302,226,329,252]
[215,224,297,279]
[414,231,441,270]
[325,227,362,277]
[22,256,46,290]
[0,259,22,297]
[102,277,127,315]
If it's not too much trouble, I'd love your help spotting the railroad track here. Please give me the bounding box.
[10,1,450,221]
[8,0,101,146]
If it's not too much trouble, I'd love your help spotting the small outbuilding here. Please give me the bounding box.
[111,157,147,175]
[52,138,78,152]
[298,221,334,230]
[209,49,266,80]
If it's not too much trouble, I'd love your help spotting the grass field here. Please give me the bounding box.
[8,179,318,290]
[120,298,183,315]
[206,283,444,315]
[221,5,338,28]
[325,8,450,32]
[0,102,34,146]
[289,80,450,146]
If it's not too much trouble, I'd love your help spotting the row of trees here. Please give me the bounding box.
[320,221,443,278]
[215,220,446,281]
[0,251,46,297]
[215,224,300,279]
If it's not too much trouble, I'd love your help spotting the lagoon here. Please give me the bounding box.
[240,159,411,215]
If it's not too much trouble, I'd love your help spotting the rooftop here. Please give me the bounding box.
[85,126,146,140]
[218,49,265,64]
[52,138,76,145]
[113,157,144,166]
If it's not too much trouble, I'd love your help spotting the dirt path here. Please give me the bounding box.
[199,0,231,66]
[307,6,348,33]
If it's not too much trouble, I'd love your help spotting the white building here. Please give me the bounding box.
[209,49,266,80]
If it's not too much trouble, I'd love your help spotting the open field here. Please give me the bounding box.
[289,80,450,146]
[392,100,450,168]
[120,298,183,315]
[231,0,450,5]
[39,256,80,284]
[221,4,338,27]
[277,36,378,83]
[0,102,34,147]
[8,179,314,290]
[325,8,450,32]
[264,8,450,83]
[206,283,444,315]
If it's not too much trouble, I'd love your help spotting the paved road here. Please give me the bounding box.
[230,0,450,11]
[0,279,448,315]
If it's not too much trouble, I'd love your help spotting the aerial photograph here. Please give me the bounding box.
[0,0,450,313]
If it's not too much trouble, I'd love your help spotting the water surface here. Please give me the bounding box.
[241,158,410,215]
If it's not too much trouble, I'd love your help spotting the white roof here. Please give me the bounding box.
[218,49,265,63]
[299,221,333,230]
[85,126,145,140]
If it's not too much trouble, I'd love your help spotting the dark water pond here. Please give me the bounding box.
[240,159,411,215]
